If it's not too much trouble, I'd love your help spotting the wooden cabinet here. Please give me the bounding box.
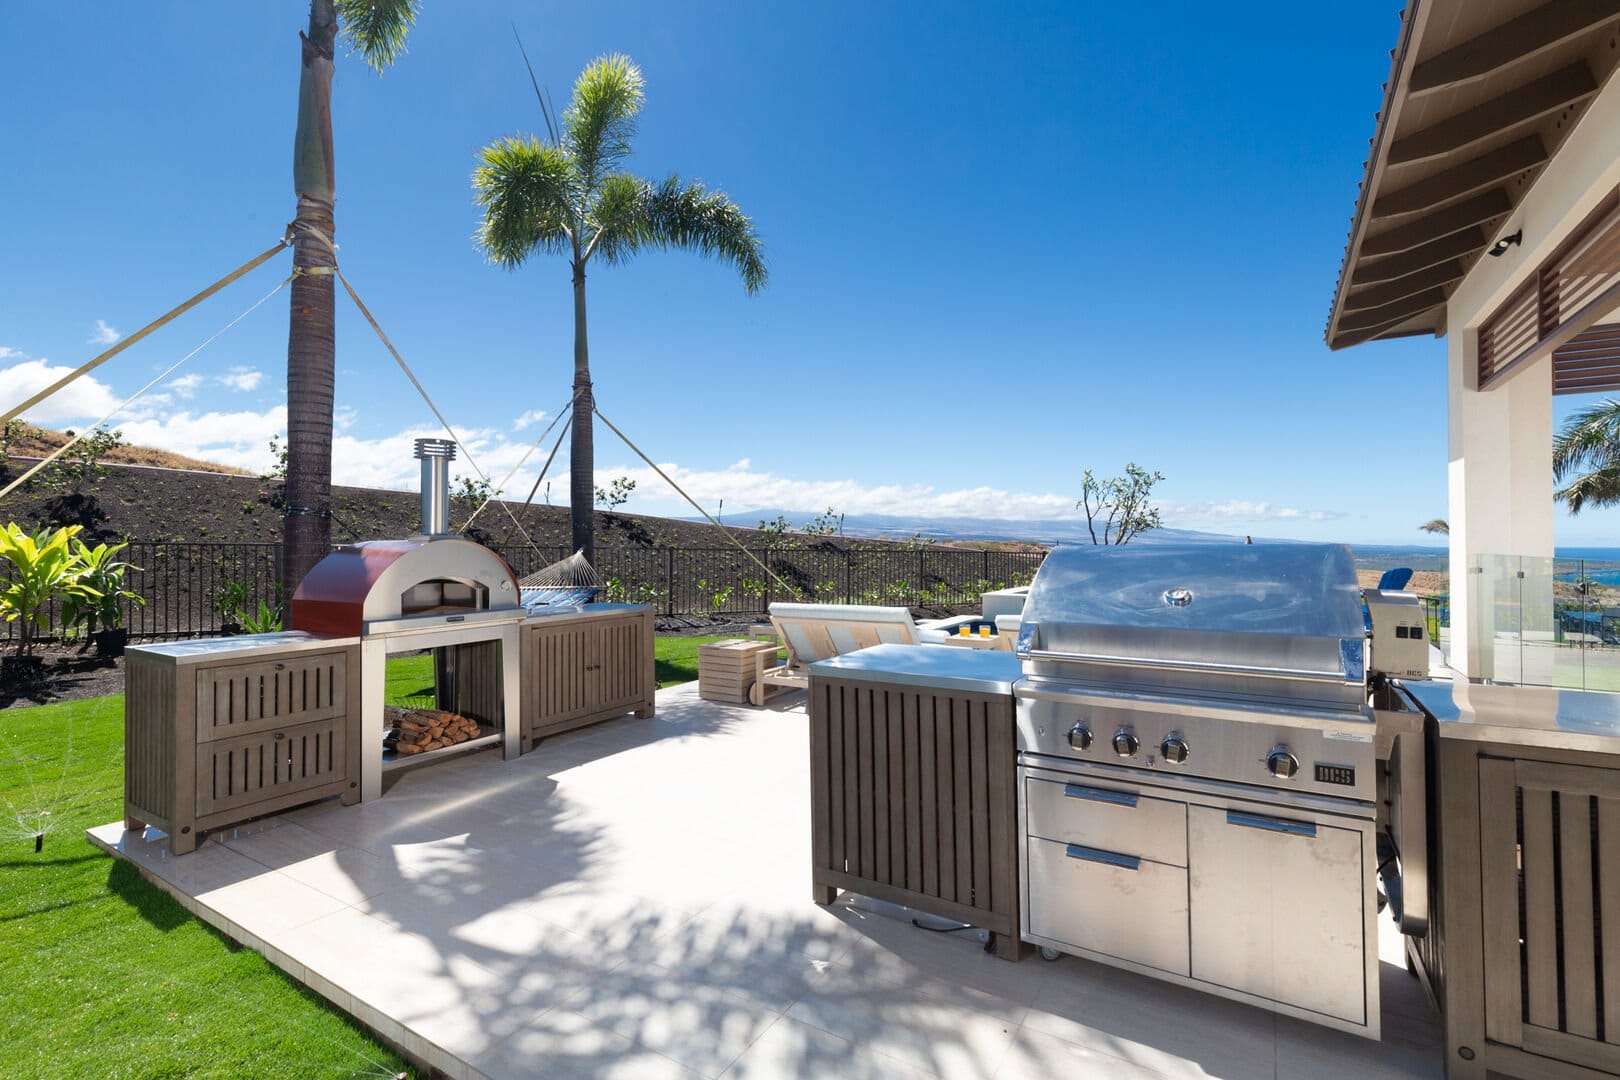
[519,605,655,748]
[808,668,1024,960]
[1415,725,1620,1078]
[124,633,362,854]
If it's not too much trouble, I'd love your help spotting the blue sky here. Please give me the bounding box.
[1,2,1611,546]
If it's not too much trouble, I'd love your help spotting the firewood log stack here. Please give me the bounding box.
[384,707,482,756]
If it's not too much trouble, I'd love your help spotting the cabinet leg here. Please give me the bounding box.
[170,828,197,855]
[813,883,839,906]
[635,706,654,719]
[124,816,147,833]
[992,933,1027,962]
[340,787,360,807]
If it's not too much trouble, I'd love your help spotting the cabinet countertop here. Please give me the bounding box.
[1401,678,1620,755]
[810,643,1021,696]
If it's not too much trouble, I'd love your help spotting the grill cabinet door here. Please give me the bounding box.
[1188,805,1366,1024]
[1479,758,1620,1071]
[1026,835,1190,976]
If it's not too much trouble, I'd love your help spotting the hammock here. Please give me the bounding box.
[519,550,605,611]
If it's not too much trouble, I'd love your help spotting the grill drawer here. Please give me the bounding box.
[1026,834,1189,976]
[1025,775,1187,867]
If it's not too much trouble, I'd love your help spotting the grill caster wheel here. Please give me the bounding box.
[1039,946,1061,962]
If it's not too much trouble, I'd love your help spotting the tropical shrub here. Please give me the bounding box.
[61,538,143,636]
[0,523,95,657]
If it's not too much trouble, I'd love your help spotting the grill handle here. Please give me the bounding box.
[1226,810,1317,837]
[1064,843,1141,871]
[1022,648,1359,686]
[1063,783,1138,807]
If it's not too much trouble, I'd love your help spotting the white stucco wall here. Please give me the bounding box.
[1443,72,1620,678]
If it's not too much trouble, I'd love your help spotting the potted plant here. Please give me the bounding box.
[0,523,92,682]
[212,579,249,635]
[62,538,143,656]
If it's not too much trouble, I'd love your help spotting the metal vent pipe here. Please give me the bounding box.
[414,438,457,537]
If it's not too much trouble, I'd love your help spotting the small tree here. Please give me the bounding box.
[594,476,635,511]
[38,426,125,495]
[1077,464,1164,545]
[801,507,840,537]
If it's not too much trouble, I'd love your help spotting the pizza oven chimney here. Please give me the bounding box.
[414,438,456,537]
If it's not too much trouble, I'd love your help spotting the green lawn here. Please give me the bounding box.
[384,634,768,696]
[0,696,411,1079]
[0,634,751,1077]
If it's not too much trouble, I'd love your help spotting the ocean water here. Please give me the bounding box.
[1350,545,1620,584]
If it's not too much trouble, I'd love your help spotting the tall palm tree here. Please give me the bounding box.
[1554,398,1620,513]
[473,54,766,564]
[1419,519,1449,535]
[284,0,419,594]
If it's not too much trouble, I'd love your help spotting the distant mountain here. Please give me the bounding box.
[701,509,1237,547]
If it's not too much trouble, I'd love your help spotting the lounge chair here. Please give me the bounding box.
[751,603,941,705]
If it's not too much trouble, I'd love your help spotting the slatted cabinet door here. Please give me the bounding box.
[1480,757,1620,1073]
[195,717,348,817]
[521,608,656,745]
[195,653,347,742]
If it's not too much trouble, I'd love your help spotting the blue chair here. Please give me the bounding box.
[1377,567,1414,591]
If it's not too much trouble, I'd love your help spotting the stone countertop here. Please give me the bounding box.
[1401,678,1620,755]
[810,643,1021,696]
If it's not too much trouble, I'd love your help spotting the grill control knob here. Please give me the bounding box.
[1160,735,1189,764]
[1112,729,1140,758]
[1266,746,1300,779]
[1066,723,1093,752]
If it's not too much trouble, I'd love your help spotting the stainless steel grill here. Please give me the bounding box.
[1014,541,1387,1038]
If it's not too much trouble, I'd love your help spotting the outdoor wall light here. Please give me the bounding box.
[1488,229,1523,257]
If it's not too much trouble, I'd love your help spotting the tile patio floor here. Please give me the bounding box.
[90,683,1443,1079]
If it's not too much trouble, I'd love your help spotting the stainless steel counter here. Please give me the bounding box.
[128,631,360,666]
[1401,678,1620,754]
[809,643,1021,695]
[520,602,651,624]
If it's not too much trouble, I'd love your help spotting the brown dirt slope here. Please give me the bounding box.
[0,456,996,555]
[4,423,249,474]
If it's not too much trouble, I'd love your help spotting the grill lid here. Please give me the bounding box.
[1018,541,1367,705]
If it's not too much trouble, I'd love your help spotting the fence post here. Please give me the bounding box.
[762,548,772,610]
[845,549,853,603]
[665,547,675,616]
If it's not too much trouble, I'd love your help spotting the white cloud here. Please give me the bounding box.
[1161,499,1346,525]
[514,408,549,430]
[218,366,264,392]
[0,354,121,424]
[598,458,1077,520]
[168,373,204,398]
[88,319,121,346]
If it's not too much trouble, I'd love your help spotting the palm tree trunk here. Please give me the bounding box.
[570,261,595,564]
[284,0,338,596]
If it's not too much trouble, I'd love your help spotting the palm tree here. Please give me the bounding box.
[473,54,766,564]
[1554,398,1620,513]
[1419,519,1449,535]
[284,0,419,594]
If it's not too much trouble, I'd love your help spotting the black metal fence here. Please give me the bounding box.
[6,540,1046,643]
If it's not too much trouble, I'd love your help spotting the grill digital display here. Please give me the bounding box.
[1314,763,1356,786]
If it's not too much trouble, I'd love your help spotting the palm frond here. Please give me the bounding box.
[563,55,644,195]
[585,173,654,264]
[642,175,768,293]
[1554,398,1620,481]
[1558,463,1620,515]
[472,136,577,268]
[512,26,560,146]
[335,0,420,73]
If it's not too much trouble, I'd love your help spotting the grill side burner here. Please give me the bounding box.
[1014,541,1384,1039]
